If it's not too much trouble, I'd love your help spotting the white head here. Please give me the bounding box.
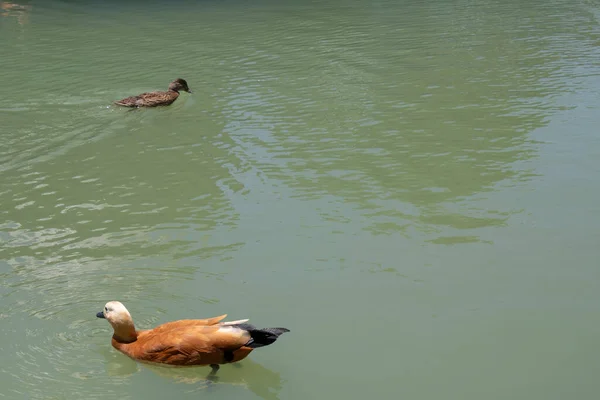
[96,301,137,342]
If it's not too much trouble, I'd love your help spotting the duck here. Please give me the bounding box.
[113,78,192,108]
[96,301,289,373]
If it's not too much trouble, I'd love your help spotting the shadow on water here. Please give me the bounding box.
[0,105,246,305]
[0,1,31,25]
[209,0,594,241]
[0,105,244,256]
[147,360,283,400]
[103,350,283,400]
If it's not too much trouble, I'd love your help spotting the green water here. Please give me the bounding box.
[2,0,600,398]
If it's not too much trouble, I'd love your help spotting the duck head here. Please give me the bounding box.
[168,78,192,93]
[97,301,137,343]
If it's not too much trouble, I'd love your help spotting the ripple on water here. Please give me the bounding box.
[1,0,600,399]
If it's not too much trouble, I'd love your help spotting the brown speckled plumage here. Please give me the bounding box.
[114,78,192,108]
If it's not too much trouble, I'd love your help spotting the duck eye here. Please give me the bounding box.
[105,307,108,312]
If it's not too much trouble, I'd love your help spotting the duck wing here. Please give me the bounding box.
[113,94,142,107]
[114,91,179,107]
[147,315,249,333]
[132,325,252,365]
[157,314,230,328]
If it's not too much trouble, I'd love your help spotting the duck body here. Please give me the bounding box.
[97,301,289,369]
[114,78,192,108]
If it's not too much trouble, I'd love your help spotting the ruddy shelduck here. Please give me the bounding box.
[96,301,289,373]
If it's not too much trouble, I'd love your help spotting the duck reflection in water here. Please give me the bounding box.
[103,343,284,400]
[0,2,32,25]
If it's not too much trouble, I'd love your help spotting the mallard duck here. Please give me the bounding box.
[96,301,289,373]
[114,78,192,108]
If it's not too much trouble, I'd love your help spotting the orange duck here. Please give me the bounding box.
[96,301,289,373]
[113,78,192,108]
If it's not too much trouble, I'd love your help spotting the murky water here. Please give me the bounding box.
[2,0,600,398]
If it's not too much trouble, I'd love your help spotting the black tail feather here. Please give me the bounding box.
[233,323,290,349]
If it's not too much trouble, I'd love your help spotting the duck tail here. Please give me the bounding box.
[235,323,290,348]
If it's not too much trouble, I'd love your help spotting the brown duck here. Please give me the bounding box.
[114,78,192,108]
[96,301,289,374]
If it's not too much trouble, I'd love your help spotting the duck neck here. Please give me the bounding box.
[111,320,138,343]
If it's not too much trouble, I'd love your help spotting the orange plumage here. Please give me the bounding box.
[96,301,289,372]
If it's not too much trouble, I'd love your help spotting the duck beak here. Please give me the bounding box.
[96,311,106,319]
[187,89,192,94]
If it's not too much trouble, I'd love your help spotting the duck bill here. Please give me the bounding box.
[187,89,192,94]
[96,311,106,319]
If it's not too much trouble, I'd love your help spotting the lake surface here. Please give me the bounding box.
[1,0,600,398]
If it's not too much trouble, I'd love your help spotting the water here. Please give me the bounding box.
[1,0,600,398]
